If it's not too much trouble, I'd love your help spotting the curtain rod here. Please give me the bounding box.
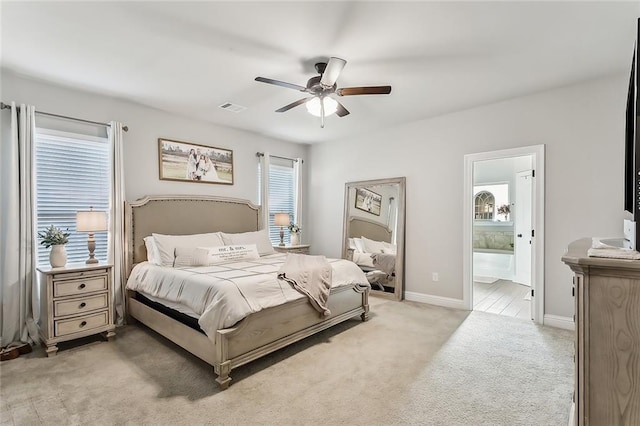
[256,152,303,163]
[0,102,129,132]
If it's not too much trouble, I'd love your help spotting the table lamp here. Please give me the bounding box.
[76,207,108,264]
[274,213,290,247]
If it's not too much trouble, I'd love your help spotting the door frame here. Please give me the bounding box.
[462,145,545,323]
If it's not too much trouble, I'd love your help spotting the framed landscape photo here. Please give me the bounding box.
[354,187,382,216]
[158,138,233,185]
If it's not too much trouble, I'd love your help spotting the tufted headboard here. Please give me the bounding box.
[125,195,261,274]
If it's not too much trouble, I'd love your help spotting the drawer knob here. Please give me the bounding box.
[80,321,87,328]
[79,283,86,290]
[79,302,87,308]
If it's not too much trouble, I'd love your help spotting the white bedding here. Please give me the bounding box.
[126,253,369,340]
[353,252,375,268]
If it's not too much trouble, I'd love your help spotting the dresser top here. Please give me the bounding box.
[562,238,640,271]
[37,263,113,274]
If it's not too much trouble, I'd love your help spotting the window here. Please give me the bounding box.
[474,183,509,221]
[34,128,111,267]
[474,191,495,220]
[258,156,300,245]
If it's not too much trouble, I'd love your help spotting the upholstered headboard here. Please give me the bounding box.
[125,195,261,274]
[347,216,393,243]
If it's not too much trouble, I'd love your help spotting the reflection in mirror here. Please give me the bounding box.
[342,177,406,300]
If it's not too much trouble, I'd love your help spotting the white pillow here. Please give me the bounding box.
[382,242,397,255]
[152,232,225,266]
[361,236,386,254]
[220,229,275,256]
[352,237,365,253]
[143,236,162,265]
[174,244,260,267]
[200,244,260,265]
[348,238,358,251]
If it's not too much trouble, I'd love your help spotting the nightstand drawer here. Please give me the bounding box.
[54,311,109,337]
[53,276,107,298]
[284,247,309,254]
[54,293,108,317]
[273,244,311,255]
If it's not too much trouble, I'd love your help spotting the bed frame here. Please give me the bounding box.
[124,195,369,389]
[347,216,393,243]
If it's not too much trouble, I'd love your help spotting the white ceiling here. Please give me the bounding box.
[2,1,638,144]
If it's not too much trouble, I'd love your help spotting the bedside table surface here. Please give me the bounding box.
[37,263,113,274]
[275,244,310,249]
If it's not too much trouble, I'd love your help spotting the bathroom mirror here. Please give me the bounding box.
[342,177,406,300]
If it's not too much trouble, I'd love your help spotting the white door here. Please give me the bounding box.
[514,171,532,288]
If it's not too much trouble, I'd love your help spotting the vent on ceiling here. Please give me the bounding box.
[218,102,247,113]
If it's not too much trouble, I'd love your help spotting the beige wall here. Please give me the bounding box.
[1,71,309,207]
[309,74,630,318]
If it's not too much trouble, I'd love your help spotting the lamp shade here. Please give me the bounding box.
[274,213,290,227]
[306,97,338,117]
[76,210,108,232]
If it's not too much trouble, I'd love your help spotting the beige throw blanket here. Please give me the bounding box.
[278,253,332,317]
[371,253,396,275]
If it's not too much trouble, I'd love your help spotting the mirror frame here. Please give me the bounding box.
[342,177,406,301]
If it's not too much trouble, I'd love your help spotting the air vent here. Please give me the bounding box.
[218,102,247,113]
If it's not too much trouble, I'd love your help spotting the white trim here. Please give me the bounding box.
[568,402,575,426]
[463,145,545,324]
[544,314,575,331]
[405,291,466,310]
[35,127,108,144]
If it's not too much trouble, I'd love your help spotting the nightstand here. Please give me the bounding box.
[37,263,115,356]
[273,244,311,255]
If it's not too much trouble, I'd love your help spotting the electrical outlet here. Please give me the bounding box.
[432,272,439,282]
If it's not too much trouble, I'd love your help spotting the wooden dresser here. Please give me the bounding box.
[37,263,115,356]
[273,244,310,255]
[562,239,640,425]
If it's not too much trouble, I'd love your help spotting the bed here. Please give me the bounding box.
[124,195,370,389]
[347,216,397,291]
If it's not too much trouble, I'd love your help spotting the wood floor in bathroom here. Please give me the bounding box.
[473,279,531,320]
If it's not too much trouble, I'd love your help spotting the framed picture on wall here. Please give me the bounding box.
[158,138,234,185]
[354,187,382,216]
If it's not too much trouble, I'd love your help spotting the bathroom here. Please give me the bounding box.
[473,155,533,319]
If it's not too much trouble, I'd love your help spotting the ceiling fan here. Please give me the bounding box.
[255,57,392,128]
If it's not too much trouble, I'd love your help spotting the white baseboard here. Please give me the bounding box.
[405,291,466,310]
[544,314,575,331]
[568,401,575,426]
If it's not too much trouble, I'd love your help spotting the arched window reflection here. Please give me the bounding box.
[475,191,494,220]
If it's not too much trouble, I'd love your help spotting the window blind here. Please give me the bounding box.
[34,129,111,267]
[258,157,297,245]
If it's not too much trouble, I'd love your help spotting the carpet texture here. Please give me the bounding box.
[0,298,573,425]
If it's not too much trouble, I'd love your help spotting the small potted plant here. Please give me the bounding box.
[38,225,70,267]
[288,222,302,246]
[497,204,511,222]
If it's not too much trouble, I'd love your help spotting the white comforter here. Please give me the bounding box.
[126,253,368,339]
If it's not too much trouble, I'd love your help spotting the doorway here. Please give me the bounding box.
[463,145,545,323]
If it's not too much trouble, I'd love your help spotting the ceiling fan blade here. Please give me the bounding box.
[255,77,307,92]
[335,100,350,117]
[320,57,347,87]
[337,86,392,96]
[275,97,312,113]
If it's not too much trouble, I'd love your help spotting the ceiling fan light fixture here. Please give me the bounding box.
[306,96,338,117]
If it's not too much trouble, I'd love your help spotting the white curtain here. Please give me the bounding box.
[259,152,270,230]
[0,103,39,348]
[108,122,126,325]
[293,157,303,238]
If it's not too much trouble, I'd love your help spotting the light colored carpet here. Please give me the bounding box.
[0,298,573,425]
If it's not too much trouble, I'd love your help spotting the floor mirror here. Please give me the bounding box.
[342,177,406,300]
